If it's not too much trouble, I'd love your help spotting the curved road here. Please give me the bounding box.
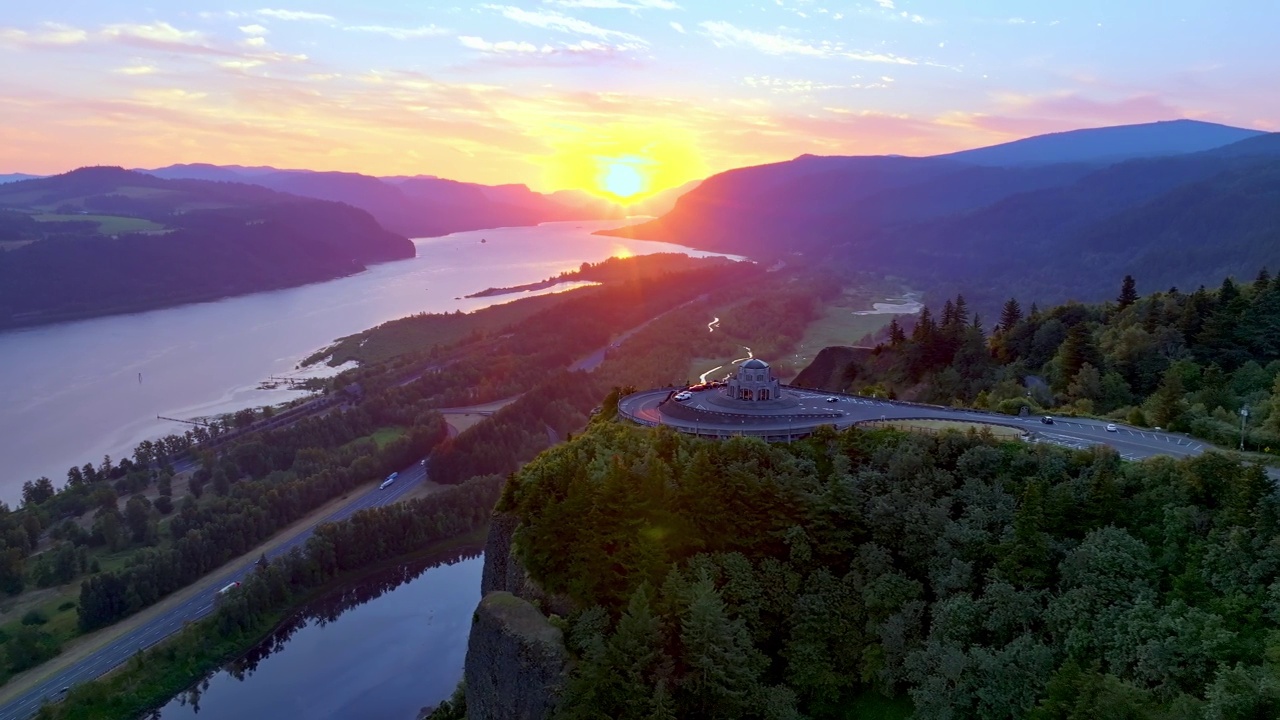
[620,387,1213,462]
[0,458,433,720]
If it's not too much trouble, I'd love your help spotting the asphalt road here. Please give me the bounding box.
[0,458,433,720]
[621,387,1213,462]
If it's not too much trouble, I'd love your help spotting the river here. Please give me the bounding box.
[154,550,483,720]
[0,220,731,503]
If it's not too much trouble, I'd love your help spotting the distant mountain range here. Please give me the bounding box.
[0,174,41,185]
[0,167,412,329]
[603,119,1280,310]
[138,164,696,238]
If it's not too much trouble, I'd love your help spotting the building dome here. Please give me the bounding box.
[727,357,779,401]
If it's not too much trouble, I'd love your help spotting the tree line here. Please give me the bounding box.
[36,474,501,720]
[848,271,1280,452]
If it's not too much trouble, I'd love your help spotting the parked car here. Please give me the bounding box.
[1041,416,1054,425]
[1106,423,1118,432]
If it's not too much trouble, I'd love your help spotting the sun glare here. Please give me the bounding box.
[602,160,645,198]
[543,123,706,205]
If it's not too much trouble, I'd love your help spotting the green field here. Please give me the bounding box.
[791,288,915,371]
[370,426,408,449]
[32,214,167,235]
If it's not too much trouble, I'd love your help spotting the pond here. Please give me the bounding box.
[152,550,483,720]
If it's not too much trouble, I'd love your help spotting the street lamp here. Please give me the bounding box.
[1240,406,1250,451]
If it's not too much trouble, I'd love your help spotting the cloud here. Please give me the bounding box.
[874,0,895,8]
[699,21,918,64]
[255,9,335,22]
[220,59,267,70]
[486,5,645,42]
[345,25,450,40]
[459,36,543,54]
[699,21,831,56]
[0,22,88,47]
[543,0,680,8]
[670,21,685,33]
[242,36,268,47]
[114,64,158,75]
[239,24,269,36]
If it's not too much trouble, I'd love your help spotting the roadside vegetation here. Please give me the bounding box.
[34,475,499,719]
[805,273,1280,457]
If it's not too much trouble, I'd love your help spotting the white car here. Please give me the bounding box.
[675,391,693,401]
[1105,423,1118,432]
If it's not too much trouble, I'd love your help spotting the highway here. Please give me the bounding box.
[620,387,1218,463]
[0,457,434,720]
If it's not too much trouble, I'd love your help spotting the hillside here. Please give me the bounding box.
[0,167,412,328]
[142,165,695,238]
[602,121,1280,311]
[483,415,1280,719]
[937,118,1263,166]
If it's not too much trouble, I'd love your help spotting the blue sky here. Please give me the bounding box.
[1,1,1276,193]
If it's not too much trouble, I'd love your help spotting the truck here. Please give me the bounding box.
[215,581,241,601]
[380,472,398,490]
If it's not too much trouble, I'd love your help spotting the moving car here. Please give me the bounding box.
[675,391,693,401]
[1041,416,1054,425]
[1106,423,1118,432]
[826,397,839,403]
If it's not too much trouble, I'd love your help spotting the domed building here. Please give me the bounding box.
[727,358,780,401]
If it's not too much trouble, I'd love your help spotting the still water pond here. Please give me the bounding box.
[153,551,483,720]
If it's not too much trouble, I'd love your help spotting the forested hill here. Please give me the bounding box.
[494,417,1280,719]
[601,121,1280,310]
[797,272,1280,453]
[0,167,413,328]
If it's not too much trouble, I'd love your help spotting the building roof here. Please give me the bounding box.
[741,358,769,370]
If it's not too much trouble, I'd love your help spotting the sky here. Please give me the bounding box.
[1,1,1278,197]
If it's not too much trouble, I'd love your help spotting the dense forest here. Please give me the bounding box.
[0,167,412,328]
[801,273,1280,454]
[497,416,1280,719]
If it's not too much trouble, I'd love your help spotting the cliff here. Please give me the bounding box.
[462,513,574,720]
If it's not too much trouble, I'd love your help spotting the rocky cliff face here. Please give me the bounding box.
[464,591,569,720]
[462,513,574,720]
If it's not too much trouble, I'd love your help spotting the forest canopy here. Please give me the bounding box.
[499,418,1280,719]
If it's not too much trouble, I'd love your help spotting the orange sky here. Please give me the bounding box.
[1,3,1275,199]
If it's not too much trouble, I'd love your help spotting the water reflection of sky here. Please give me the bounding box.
[154,551,483,720]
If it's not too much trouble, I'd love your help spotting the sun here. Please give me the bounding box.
[602,161,645,198]
[541,123,706,204]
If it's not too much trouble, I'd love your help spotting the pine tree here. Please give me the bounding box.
[678,572,765,719]
[1058,323,1101,385]
[953,294,970,327]
[941,299,957,327]
[1255,267,1272,294]
[999,298,1023,332]
[1117,275,1138,309]
[887,318,906,346]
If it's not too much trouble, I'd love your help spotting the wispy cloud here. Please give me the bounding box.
[542,0,679,9]
[239,24,269,36]
[255,9,335,22]
[114,64,158,75]
[670,21,686,34]
[699,21,918,64]
[460,36,543,54]
[0,22,88,46]
[486,5,645,42]
[346,25,449,40]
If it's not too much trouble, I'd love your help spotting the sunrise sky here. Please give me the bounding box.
[2,1,1277,197]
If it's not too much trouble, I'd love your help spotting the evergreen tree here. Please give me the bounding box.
[1117,275,1138,309]
[999,298,1023,332]
[887,318,906,347]
[953,295,970,327]
[1057,323,1102,386]
[1254,267,1271,294]
[677,573,765,719]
